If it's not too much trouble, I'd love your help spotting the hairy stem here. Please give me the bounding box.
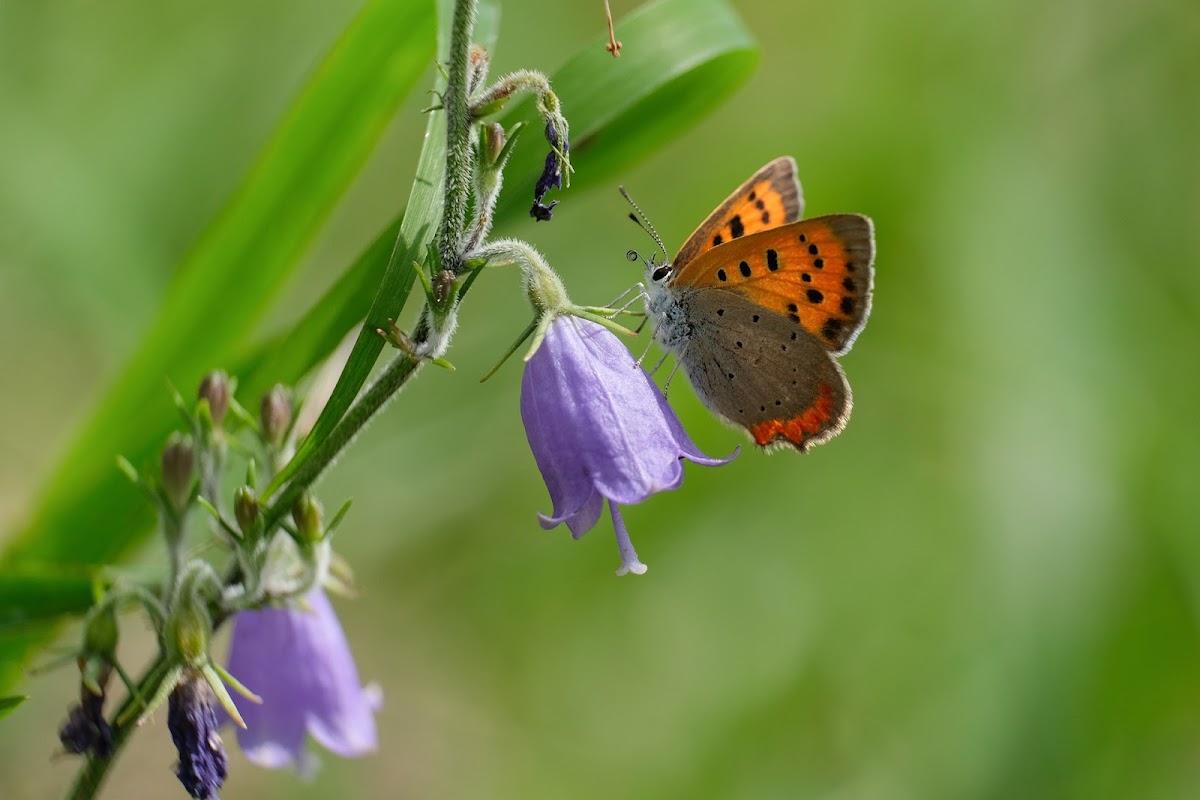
[436,0,477,275]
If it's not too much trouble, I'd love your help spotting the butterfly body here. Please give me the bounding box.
[640,157,875,451]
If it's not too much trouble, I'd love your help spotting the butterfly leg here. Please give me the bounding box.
[645,349,671,377]
[662,341,689,395]
[605,282,641,309]
[634,333,658,368]
[592,283,649,318]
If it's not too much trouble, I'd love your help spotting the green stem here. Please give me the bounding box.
[263,353,422,532]
[162,513,184,605]
[437,0,477,274]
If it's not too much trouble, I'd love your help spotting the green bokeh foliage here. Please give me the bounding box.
[1,0,1199,798]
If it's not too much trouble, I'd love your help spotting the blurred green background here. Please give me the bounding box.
[3,0,1200,798]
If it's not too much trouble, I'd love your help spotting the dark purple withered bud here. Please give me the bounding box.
[197,371,230,428]
[259,384,292,446]
[58,679,113,758]
[168,673,228,800]
[530,197,558,222]
[530,121,569,222]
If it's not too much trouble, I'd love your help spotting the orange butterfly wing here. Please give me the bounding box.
[670,214,875,355]
[672,157,804,274]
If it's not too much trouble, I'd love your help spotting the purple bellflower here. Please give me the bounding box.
[521,315,735,574]
[225,589,378,774]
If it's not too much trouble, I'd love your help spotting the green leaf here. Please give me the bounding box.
[0,567,97,631]
[0,567,97,691]
[492,0,759,220]
[0,0,436,694]
[267,0,757,494]
[0,695,27,721]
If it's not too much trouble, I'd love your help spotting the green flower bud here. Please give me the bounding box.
[166,596,211,668]
[291,494,324,543]
[197,370,230,427]
[84,604,119,662]
[234,486,259,538]
[79,604,119,699]
[259,384,292,446]
[161,432,195,511]
[483,122,506,166]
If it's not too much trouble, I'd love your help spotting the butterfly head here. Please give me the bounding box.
[626,248,673,285]
[619,185,672,285]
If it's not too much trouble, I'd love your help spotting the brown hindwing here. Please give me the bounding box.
[676,290,852,451]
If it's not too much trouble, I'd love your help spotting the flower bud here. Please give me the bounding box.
[84,604,119,662]
[292,494,324,543]
[234,486,259,538]
[168,672,228,800]
[259,384,292,446]
[161,432,196,511]
[166,595,211,668]
[197,370,230,428]
[483,122,506,166]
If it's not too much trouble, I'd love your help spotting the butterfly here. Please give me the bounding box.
[636,157,875,451]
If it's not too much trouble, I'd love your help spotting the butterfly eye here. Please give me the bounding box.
[652,265,671,282]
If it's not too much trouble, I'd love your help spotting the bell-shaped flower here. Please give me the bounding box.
[225,588,378,774]
[521,314,735,574]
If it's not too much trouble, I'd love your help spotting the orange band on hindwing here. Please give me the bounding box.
[749,382,836,447]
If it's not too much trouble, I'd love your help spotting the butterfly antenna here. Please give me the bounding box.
[619,186,669,263]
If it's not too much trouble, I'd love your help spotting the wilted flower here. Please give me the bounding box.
[530,120,568,222]
[58,603,120,758]
[520,315,734,574]
[226,589,378,773]
[58,683,113,759]
[168,672,228,800]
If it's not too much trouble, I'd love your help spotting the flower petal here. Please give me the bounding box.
[227,589,377,771]
[540,317,685,504]
[538,485,604,538]
[611,504,648,577]
[656,387,740,467]
[521,328,595,521]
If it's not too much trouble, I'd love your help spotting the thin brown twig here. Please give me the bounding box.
[604,0,622,57]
